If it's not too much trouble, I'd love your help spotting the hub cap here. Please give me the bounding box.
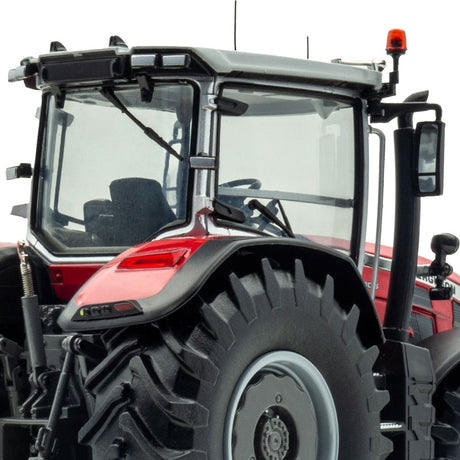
[260,408,289,460]
[224,351,339,460]
[260,414,290,459]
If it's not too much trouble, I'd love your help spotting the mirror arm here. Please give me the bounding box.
[370,101,442,124]
[398,90,429,128]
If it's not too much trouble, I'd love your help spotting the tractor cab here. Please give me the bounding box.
[8,42,380,269]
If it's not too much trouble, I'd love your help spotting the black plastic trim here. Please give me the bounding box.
[349,98,366,264]
[30,93,49,239]
[413,286,433,310]
[30,48,214,90]
[453,301,460,328]
[419,328,460,384]
[377,340,436,459]
[409,312,434,343]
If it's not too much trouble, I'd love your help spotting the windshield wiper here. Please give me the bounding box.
[100,87,183,161]
[248,199,295,238]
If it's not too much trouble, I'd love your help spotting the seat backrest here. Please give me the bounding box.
[110,178,175,246]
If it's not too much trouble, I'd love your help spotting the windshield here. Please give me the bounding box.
[36,83,194,254]
[217,87,358,253]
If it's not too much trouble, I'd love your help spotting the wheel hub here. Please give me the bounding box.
[232,372,317,459]
[225,351,339,460]
[260,414,290,459]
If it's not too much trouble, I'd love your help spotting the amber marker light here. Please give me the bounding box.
[386,29,407,55]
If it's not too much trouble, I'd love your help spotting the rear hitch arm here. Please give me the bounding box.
[34,345,75,459]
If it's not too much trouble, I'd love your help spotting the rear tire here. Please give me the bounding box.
[432,366,460,459]
[80,257,392,459]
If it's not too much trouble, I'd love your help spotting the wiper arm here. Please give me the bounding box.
[100,87,183,161]
[248,199,295,238]
[276,199,294,235]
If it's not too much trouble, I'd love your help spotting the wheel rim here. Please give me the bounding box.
[224,351,339,460]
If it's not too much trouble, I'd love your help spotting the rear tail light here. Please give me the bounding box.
[118,248,188,269]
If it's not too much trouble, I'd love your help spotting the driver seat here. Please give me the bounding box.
[109,178,175,246]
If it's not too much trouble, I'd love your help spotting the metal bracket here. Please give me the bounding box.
[0,336,23,359]
[190,156,216,170]
[202,95,218,111]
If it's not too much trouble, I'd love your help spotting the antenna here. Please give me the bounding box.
[307,36,310,59]
[234,0,238,51]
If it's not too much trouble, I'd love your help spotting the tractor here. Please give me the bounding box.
[0,30,459,459]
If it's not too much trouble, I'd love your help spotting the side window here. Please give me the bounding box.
[218,87,357,252]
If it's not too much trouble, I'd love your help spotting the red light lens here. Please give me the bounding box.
[119,248,188,269]
[386,29,407,54]
[114,302,135,311]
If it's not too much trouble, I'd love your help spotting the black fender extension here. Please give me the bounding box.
[59,237,384,348]
[419,327,460,384]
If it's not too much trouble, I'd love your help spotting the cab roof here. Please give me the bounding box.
[163,47,382,90]
[9,45,383,92]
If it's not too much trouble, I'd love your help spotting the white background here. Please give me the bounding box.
[1,0,458,270]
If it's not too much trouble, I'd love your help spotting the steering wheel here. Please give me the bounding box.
[219,178,262,190]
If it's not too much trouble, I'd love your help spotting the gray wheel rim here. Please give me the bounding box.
[224,351,339,460]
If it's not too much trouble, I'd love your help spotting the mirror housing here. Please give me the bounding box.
[414,121,445,196]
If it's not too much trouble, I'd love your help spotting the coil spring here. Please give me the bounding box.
[20,261,35,297]
[17,241,35,297]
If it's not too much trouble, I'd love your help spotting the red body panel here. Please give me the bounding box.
[49,265,102,302]
[430,300,455,332]
[364,242,432,265]
[72,236,218,308]
[47,237,221,302]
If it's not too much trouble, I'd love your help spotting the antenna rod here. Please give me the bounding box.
[234,0,238,51]
[307,36,310,59]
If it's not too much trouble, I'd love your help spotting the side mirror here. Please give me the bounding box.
[6,163,33,180]
[414,121,445,196]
